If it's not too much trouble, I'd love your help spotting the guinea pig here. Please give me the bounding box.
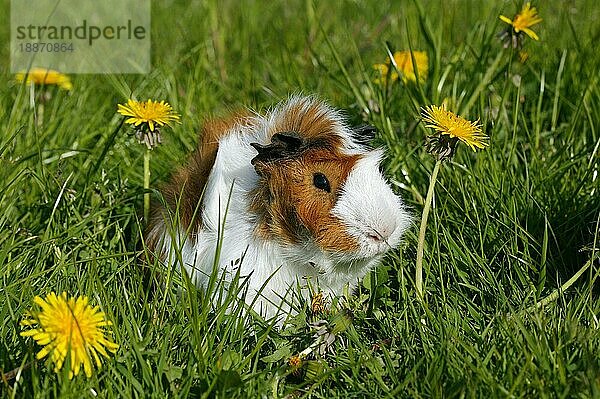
[145,95,411,320]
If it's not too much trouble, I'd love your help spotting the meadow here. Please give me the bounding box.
[1,0,599,397]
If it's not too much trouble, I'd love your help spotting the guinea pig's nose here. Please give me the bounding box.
[368,233,383,242]
[368,223,396,242]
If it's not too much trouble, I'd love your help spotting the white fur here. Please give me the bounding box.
[332,150,412,260]
[153,96,411,321]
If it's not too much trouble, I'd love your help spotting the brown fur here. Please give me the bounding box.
[250,147,361,252]
[268,100,345,150]
[247,98,362,251]
[147,98,361,256]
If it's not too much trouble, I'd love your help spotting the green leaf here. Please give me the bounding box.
[260,345,291,363]
[220,349,242,371]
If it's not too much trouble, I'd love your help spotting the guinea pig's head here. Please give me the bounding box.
[249,127,411,264]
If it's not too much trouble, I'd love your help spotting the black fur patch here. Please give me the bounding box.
[250,131,306,165]
[351,124,377,146]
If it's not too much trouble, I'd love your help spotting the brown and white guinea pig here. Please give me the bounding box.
[146,95,411,320]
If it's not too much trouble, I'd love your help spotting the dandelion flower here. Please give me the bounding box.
[117,99,180,149]
[392,51,428,83]
[310,292,326,315]
[15,68,72,90]
[500,3,542,41]
[288,354,303,376]
[117,99,180,133]
[416,107,487,297]
[289,354,302,368]
[421,105,488,159]
[20,292,118,378]
[374,51,428,85]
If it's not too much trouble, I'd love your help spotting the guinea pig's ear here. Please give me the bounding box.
[351,124,377,146]
[250,131,305,170]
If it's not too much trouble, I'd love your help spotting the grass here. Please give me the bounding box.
[1,0,599,397]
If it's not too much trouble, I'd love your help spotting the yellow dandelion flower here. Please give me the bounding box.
[117,99,180,132]
[14,68,72,90]
[289,355,302,368]
[374,51,428,85]
[421,105,488,151]
[20,292,118,379]
[500,2,542,41]
[392,51,428,83]
[288,354,303,376]
[310,292,326,315]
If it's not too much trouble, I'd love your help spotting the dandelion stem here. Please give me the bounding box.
[415,159,441,299]
[144,148,151,220]
[29,82,35,109]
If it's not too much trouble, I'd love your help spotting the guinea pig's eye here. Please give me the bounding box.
[312,172,331,193]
